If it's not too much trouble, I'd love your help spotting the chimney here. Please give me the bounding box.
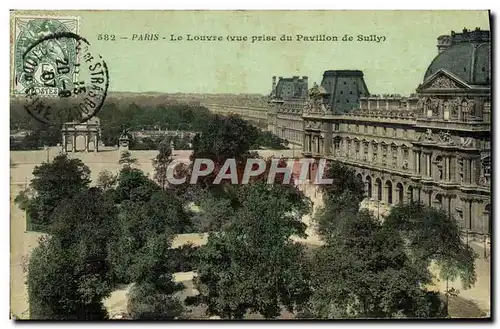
[437,35,452,54]
[271,76,277,94]
[302,76,309,97]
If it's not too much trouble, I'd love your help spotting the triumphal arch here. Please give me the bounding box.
[61,117,101,152]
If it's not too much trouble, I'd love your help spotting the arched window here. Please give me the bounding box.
[366,175,373,198]
[363,140,369,161]
[407,185,414,203]
[396,183,404,204]
[333,137,341,156]
[425,98,432,117]
[485,204,491,235]
[385,180,393,204]
[376,178,383,201]
[434,193,443,209]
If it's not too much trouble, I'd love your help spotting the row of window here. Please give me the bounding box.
[281,128,301,141]
[333,139,410,164]
[333,123,411,139]
[279,119,302,130]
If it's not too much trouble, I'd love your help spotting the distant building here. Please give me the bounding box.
[10,130,32,139]
[61,117,101,152]
[268,75,308,145]
[131,130,198,141]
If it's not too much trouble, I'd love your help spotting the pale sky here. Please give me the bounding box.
[12,10,490,96]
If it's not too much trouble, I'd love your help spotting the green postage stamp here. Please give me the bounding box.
[11,15,80,96]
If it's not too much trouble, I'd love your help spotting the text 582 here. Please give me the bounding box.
[97,34,116,41]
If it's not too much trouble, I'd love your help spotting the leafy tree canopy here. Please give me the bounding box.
[152,142,173,189]
[118,151,138,167]
[28,228,113,319]
[384,202,477,289]
[19,153,91,226]
[314,160,365,239]
[113,167,159,203]
[191,114,260,164]
[304,210,446,319]
[187,182,312,319]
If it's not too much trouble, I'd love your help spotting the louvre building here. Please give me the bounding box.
[267,28,491,236]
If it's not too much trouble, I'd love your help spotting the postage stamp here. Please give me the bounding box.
[11,15,109,125]
[12,16,79,95]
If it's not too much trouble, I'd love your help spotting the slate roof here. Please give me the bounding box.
[424,29,491,85]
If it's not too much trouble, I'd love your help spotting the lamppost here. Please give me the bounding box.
[377,199,381,221]
[44,145,49,163]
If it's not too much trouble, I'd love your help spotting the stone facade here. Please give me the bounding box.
[300,28,491,235]
[268,76,308,145]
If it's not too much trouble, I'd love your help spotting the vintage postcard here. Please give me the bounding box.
[9,10,491,320]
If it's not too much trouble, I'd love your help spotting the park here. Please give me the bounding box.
[10,140,490,319]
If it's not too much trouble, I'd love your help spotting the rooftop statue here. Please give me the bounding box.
[119,129,130,140]
[308,82,321,99]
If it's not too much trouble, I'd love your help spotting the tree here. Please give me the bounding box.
[191,114,259,164]
[172,134,191,150]
[314,160,365,238]
[189,193,234,232]
[10,97,221,149]
[113,167,159,203]
[303,210,446,319]
[108,188,189,283]
[118,151,138,167]
[187,182,312,319]
[19,153,91,227]
[384,202,477,290]
[28,237,112,320]
[32,188,117,318]
[307,162,453,319]
[146,190,191,234]
[152,142,173,190]
[14,186,35,211]
[252,131,288,149]
[126,233,185,320]
[319,160,365,206]
[96,170,117,191]
[49,187,118,253]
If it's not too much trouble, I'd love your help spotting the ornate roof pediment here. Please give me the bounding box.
[418,69,472,91]
[416,128,464,147]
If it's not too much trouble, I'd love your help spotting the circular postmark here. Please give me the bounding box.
[21,31,109,125]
